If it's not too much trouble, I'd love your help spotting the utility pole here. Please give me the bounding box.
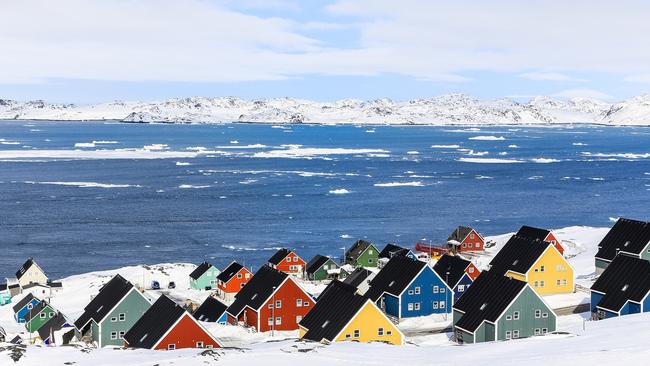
[341,246,346,266]
[445,271,449,321]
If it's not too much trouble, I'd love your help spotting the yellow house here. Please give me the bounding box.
[299,281,404,345]
[488,235,574,295]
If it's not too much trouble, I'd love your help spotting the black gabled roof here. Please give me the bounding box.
[12,293,37,313]
[37,313,69,340]
[346,240,375,261]
[453,271,528,333]
[595,218,650,261]
[226,265,289,317]
[300,280,368,343]
[342,268,373,288]
[306,255,333,274]
[268,248,295,265]
[73,274,134,330]
[16,258,43,279]
[24,301,51,323]
[365,256,427,301]
[193,296,228,322]
[189,262,214,280]
[379,244,411,259]
[516,225,551,241]
[488,235,550,276]
[591,255,650,312]
[433,254,472,288]
[216,261,245,283]
[123,295,185,349]
[447,226,475,242]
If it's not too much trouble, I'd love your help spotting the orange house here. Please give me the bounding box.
[516,225,564,255]
[447,226,485,252]
[465,261,480,281]
[268,248,306,276]
[217,261,252,300]
[226,265,314,332]
[124,295,221,350]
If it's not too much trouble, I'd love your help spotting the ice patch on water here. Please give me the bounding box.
[588,177,605,181]
[216,144,269,149]
[230,140,239,144]
[175,161,191,166]
[368,153,391,158]
[0,149,198,160]
[253,146,389,159]
[407,151,419,155]
[365,129,376,133]
[186,146,207,151]
[508,144,519,148]
[239,179,258,184]
[340,234,352,239]
[528,176,543,180]
[284,194,293,197]
[329,189,350,194]
[475,175,493,180]
[178,184,210,189]
[431,144,460,149]
[374,181,424,187]
[458,158,523,164]
[498,152,508,156]
[572,142,588,146]
[468,135,505,141]
[444,128,481,133]
[531,158,561,163]
[466,150,489,156]
[0,140,20,145]
[22,181,140,188]
[581,152,650,159]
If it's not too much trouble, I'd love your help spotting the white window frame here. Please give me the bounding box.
[458,285,465,292]
[513,330,519,339]
[353,329,360,338]
[432,302,438,309]
[439,301,445,309]
[414,302,421,311]
[268,317,273,325]
[535,309,541,318]
[433,286,439,293]
[378,328,384,336]
[119,313,126,322]
[168,344,176,350]
[414,286,421,295]
[296,299,302,307]
[275,317,281,325]
[408,303,414,311]
[276,300,282,308]
[110,331,118,340]
[196,341,204,348]
[513,311,520,320]
[505,331,512,340]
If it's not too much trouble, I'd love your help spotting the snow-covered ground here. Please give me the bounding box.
[0,225,624,365]
[2,94,650,125]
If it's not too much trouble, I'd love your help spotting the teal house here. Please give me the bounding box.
[190,262,221,290]
[453,271,556,343]
[0,284,11,305]
[345,240,379,268]
[74,275,151,348]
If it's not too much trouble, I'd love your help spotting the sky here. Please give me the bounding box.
[1,0,650,104]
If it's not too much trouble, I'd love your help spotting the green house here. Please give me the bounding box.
[189,262,221,290]
[74,275,151,348]
[345,240,379,268]
[306,255,346,281]
[452,271,556,344]
[24,301,56,333]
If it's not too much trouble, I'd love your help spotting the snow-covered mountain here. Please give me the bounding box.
[1,94,649,125]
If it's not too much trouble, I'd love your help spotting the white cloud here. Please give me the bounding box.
[519,72,586,82]
[625,74,650,83]
[551,88,612,100]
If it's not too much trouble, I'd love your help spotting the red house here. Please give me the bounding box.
[217,261,252,300]
[515,225,564,255]
[124,295,221,350]
[268,248,306,276]
[465,261,480,281]
[226,265,314,332]
[447,226,485,252]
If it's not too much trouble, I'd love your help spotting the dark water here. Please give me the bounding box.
[0,121,648,279]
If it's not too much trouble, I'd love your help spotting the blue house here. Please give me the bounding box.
[366,256,452,318]
[433,254,475,302]
[192,295,228,324]
[12,293,41,323]
[591,255,650,319]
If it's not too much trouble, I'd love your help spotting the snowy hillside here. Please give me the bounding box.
[1,94,649,125]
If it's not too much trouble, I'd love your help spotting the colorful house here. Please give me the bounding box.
[345,240,379,268]
[226,265,314,332]
[433,254,478,301]
[14,258,49,288]
[268,248,306,276]
[189,262,221,290]
[594,218,650,275]
[447,226,485,252]
[22,282,63,299]
[516,225,564,255]
[0,284,11,305]
[305,255,343,281]
[489,235,574,295]
[124,295,221,350]
[453,271,557,343]
[216,261,252,300]
[13,293,41,323]
[193,296,228,324]
[342,268,376,295]
[378,244,416,269]
[36,313,75,345]
[74,274,151,348]
[590,255,650,319]
[366,256,452,319]
[299,281,404,345]
[24,301,56,333]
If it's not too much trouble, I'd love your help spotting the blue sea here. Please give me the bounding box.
[0,121,649,279]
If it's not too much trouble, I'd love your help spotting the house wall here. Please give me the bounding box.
[453,274,473,302]
[27,305,55,332]
[334,302,403,345]
[496,286,556,341]
[641,245,650,261]
[18,264,48,288]
[381,293,400,317]
[274,253,306,276]
[526,247,574,295]
[355,246,379,268]
[643,293,650,312]
[595,258,609,275]
[310,259,338,281]
[454,328,474,344]
[218,268,252,295]
[15,299,41,322]
[465,263,480,281]
[545,233,564,255]
[475,321,495,343]
[590,292,604,313]
[154,314,220,350]
[240,307,258,329]
[99,289,151,347]
[399,268,452,318]
[190,266,220,290]
[459,230,484,252]
[452,309,464,325]
[256,279,313,332]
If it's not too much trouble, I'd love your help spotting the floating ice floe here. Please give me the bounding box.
[374,181,424,187]
[178,184,210,189]
[431,144,460,149]
[143,144,169,151]
[329,189,350,194]
[581,152,650,159]
[457,157,523,163]
[0,149,198,159]
[468,135,506,141]
[340,234,352,239]
[22,181,140,188]
[175,161,191,166]
[528,176,543,180]
[475,175,493,180]
[253,146,389,159]
[407,151,419,155]
[215,144,269,149]
[530,158,561,163]
[508,144,519,148]
[572,142,588,146]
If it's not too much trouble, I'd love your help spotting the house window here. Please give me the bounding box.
[556,279,561,286]
[440,288,445,293]
[110,332,118,340]
[469,267,474,273]
[354,329,360,338]
[433,286,439,293]
[268,318,273,325]
[534,328,541,336]
[535,310,541,318]
[290,265,296,271]
[40,313,46,319]
[414,286,421,294]
[513,330,519,339]
[378,328,384,336]
[542,313,548,318]
[245,273,251,278]
[386,330,392,336]
[275,317,281,325]
[286,257,291,262]
[505,331,512,340]
[462,243,467,248]
[268,303,274,309]
[433,302,438,309]
[276,300,282,308]
[27,304,33,310]
[303,301,309,307]
[562,279,567,285]
[408,303,414,311]
[196,341,204,348]
[119,313,126,321]
[506,315,512,320]
[534,281,539,288]
[540,281,545,287]
[414,303,421,311]
[542,328,548,334]
[168,344,176,350]
[345,334,351,339]
[470,233,475,239]
[296,299,302,307]
[369,250,373,255]
[513,311,520,320]
[292,256,297,262]
[439,301,445,309]
[237,273,242,279]
[49,312,55,317]
[241,283,245,288]
[458,285,465,292]
[540,265,545,272]
[368,259,373,264]
[296,315,302,323]
[408,290,414,295]
[119,331,125,339]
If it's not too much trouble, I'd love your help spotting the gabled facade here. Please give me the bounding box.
[226,265,314,332]
[14,258,49,288]
[299,281,404,345]
[489,235,574,295]
[124,295,221,350]
[433,254,479,301]
[516,225,564,255]
[13,293,41,323]
[268,248,306,276]
[345,240,379,268]
[594,218,650,274]
[24,301,56,333]
[590,255,650,319]
[74,275,151,348]
[447,226,485,252]
[342,268,375,295]
[216,261,252,300]
[305,255,342,281]
[378,244,417,261]
[453,271,557,344]
[36,313,75,345]
[189,262,221,290]
[193,296,228,324]
[366,256,452,319]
